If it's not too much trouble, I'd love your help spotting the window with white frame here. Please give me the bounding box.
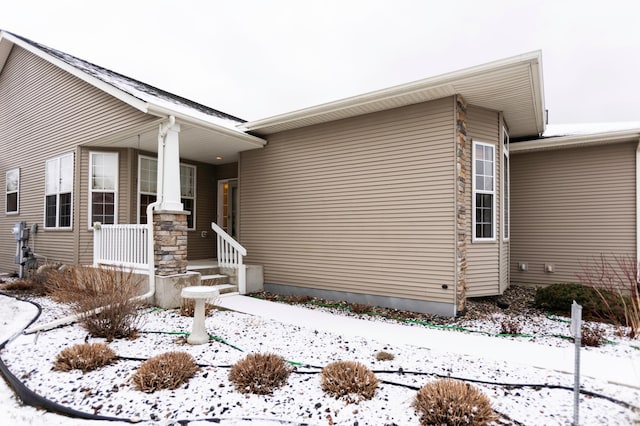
[137,156,196,229]
[45,153,73,229]
[6,168,19,214]
[502,128,510,241]
[473,141,495,241]
[89,152,118,226]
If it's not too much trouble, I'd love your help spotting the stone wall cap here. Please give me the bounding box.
[153,209,191,215]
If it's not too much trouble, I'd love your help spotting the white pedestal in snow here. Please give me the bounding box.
[181,286,219,345]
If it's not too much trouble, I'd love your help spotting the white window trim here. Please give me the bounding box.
[88,151,119,229]
[472,141,496,242]
[137,155,197,230]
[6,168,19,215]
[44,152,74,230]
[502,128,510,242]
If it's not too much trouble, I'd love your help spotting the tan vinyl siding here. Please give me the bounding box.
[240,98,456,303]
[465,105,502,297]
[0,45,155,272]
[510,141,636,286]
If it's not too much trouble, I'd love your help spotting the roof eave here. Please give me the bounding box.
[147,104,266,148]
[242,50,545,137]
[0,31,150,114]
[510,129,640,154]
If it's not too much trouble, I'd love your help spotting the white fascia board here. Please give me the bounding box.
[1,31,149,113]
[510,129,640,154]
[147,104,266,148]
[242,50,543,132]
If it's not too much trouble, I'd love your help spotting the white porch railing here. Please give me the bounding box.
[211,222,247,294]
[93,223,149,271]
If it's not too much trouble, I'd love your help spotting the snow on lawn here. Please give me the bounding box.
[1,292,639,426]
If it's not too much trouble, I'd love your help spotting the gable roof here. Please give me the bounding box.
[0,30,265,147]
[242,51,546,139]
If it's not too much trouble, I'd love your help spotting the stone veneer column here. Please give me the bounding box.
[153,210,188,276]
[455,95,469,313]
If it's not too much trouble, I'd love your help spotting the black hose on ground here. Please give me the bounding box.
[1,291,638,424]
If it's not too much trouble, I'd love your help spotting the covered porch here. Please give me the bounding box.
[87,113,265,306]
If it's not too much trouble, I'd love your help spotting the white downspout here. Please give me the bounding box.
[636,140,640,275]
[24,119,175,334]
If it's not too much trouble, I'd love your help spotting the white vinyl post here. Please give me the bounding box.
[571,300,582,426]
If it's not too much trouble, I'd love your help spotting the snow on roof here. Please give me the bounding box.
[543,122,640,137]
[8,31,246,131]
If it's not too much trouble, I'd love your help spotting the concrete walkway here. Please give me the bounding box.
[218,294,640,389]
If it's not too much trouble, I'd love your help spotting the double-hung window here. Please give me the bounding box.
[45,153,73,229]
[138,156,196,229]
[6,168,19,214]
[89,152,118,226]
[472,141,495,241]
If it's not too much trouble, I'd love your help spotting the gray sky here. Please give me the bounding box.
[2,0,639,124]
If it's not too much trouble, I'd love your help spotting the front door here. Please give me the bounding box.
[217,179,238,239]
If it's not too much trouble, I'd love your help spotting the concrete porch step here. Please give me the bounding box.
[201,283,237,294]
[200,273,229,286]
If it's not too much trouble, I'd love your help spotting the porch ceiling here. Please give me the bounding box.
[85,121,265,165]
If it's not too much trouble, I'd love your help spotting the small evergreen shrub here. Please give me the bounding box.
[53,343,117,373]
[132,352,199,392]
[375,351,395,361]
[413,379,498,426]
[229,353,292,395]
[321,360,378,400]
[534,283,628,323]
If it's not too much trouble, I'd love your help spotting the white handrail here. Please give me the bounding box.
[211,222,247,294]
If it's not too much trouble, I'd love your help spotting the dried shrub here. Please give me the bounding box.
[287,294,311,304]
[581,325,605,347]
[0,263,61,295]
[179,299,217,317]
[53,343,117,373]
[499,318,522,335]
[229,353,292,395]
[375,351,395,361]
[321,360,378,401]
[47,266,144,340]
[350,303,374,315]
[413,379,498,426]
[578,254,640,338]
[132,352,199,392]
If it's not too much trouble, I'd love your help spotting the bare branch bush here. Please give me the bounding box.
[47,265,145,340]
[578,254,639,338]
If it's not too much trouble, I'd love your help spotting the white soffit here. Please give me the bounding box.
[243,51,545,138]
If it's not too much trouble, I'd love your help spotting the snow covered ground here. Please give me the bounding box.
[1,291,639,425]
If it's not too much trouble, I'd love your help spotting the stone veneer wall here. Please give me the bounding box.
[455,95,469,312]
[153,211,188,276]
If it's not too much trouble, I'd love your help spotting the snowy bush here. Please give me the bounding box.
[321,360,378,401]
[228,352,292,395]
